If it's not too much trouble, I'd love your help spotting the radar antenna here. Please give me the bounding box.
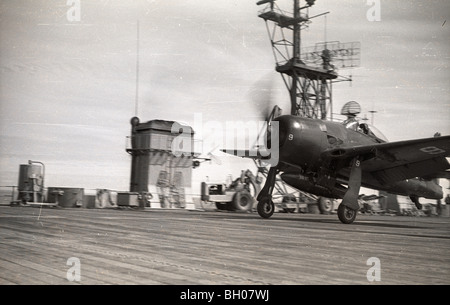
[257,0,361,120]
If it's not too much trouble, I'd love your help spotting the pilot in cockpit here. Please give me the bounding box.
[359,123,369,135]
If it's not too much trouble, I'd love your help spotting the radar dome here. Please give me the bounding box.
[341,101,361,117]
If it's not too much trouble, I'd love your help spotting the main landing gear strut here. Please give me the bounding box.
[409,195,422,210]
[256,167,278,218]
[338,157,361,224]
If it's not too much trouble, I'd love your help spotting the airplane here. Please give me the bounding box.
[223,104,450,224]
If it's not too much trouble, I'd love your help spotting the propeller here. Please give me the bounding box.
[248,75,278,120]
[247,75,283,150]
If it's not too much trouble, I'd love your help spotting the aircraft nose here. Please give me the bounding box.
[278,120,287,147]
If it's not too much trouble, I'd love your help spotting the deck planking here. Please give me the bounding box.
[0,206,449,285]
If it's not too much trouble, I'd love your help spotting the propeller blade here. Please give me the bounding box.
[255,105,282,149]
[248,74,278,121]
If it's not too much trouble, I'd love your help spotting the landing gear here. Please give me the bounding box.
[410,195,422,210]
[339,157,362,224]
[256,167,278,219]
[257,197,275,218]
[337,204,357,224]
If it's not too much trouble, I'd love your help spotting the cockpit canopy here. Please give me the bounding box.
[344,119,388,143]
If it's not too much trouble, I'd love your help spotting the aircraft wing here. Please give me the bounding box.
[423,170,450,180]
[322,135,450,184]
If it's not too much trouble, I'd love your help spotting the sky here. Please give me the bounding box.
[1,0,449,195]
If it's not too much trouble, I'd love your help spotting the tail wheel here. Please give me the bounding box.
[257,197,274,219]
[337,204,357,224]
[232,191,254,212]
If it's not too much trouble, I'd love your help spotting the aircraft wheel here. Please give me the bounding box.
[337,204,357,224]
[318,197,334,214]
[232,191,254,212]
[257,197,274,219]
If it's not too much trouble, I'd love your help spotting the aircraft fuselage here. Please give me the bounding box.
[273,115,443,201]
